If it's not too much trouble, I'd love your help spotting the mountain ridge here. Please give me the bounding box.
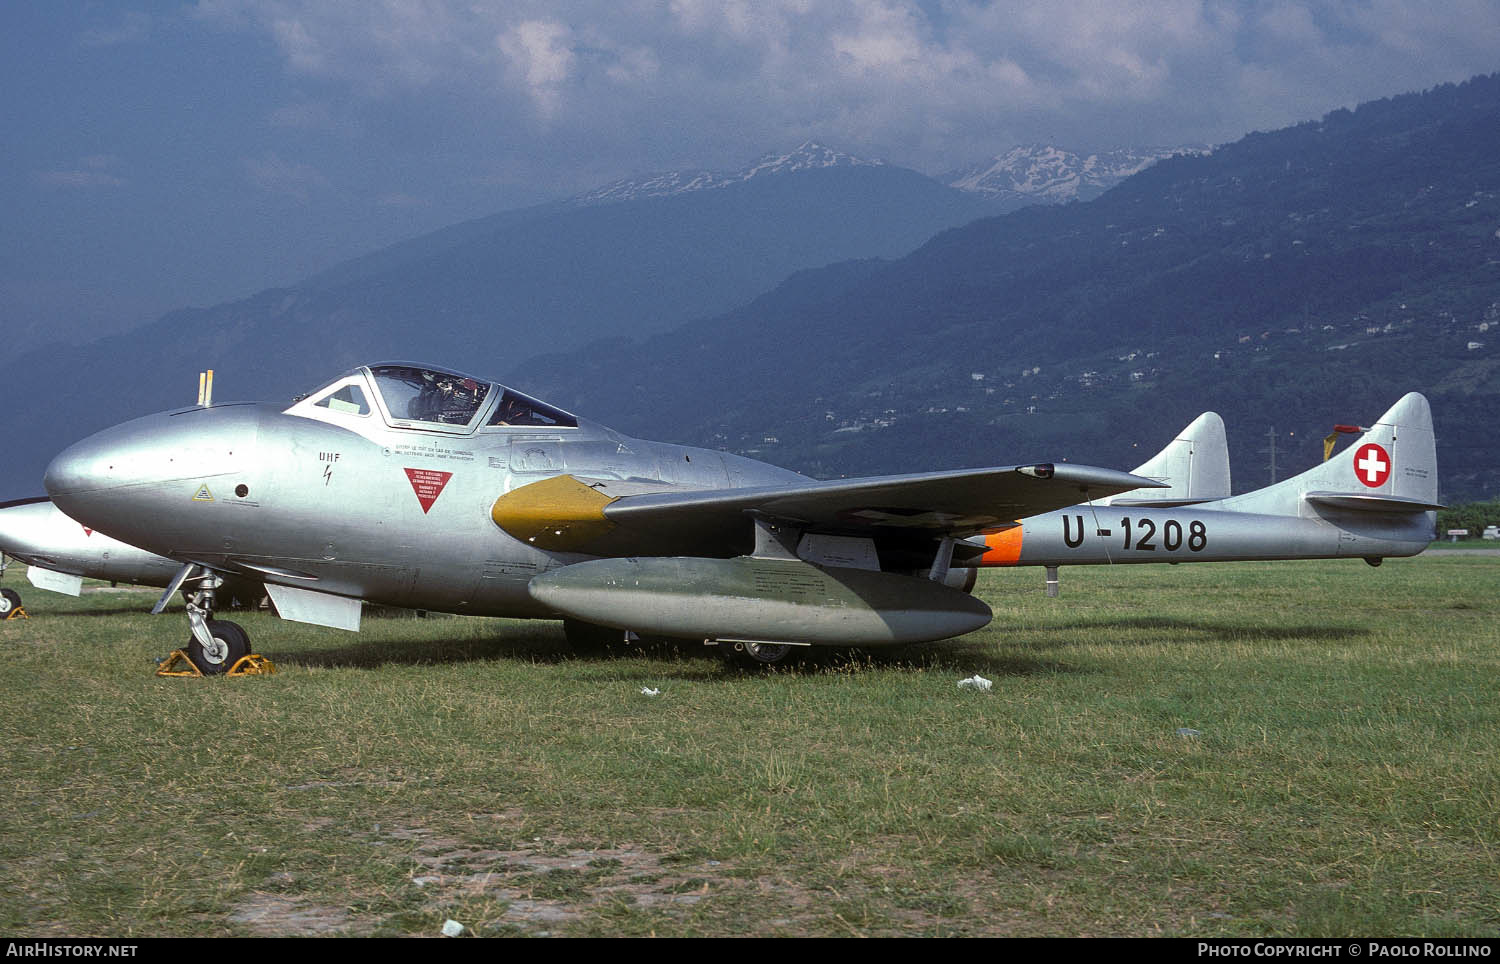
[0,156,990,495]
[515,75,1500,501]
[568,141,883,206]
[942,144,1204,206]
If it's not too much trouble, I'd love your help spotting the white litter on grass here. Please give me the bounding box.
[640,687,661,697]
[1176,727,1202,738]
[441,919,465,937]
[957,675,993,692]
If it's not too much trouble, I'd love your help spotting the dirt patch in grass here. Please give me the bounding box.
[227,894,362,936]
[409,841,722,931]
[398,825,1030,936]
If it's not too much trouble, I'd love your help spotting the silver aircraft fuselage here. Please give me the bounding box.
[0,497,184,589]
[40,362,1438,660]
[44,365,807,619]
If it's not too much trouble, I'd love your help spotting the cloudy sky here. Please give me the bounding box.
[3,1,1496,346]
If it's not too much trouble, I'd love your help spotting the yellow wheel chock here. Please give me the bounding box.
[155,650,202,677]
[227,654,276,676]
[155,650,277,677]
[3,605,27,620]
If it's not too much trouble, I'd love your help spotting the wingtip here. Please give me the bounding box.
[1045,463,1172,492]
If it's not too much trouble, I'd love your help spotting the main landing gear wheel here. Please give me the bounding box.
[187,619,249,676]
[564,619,629,658]
[630,633,688,656]
[0,588,20,616]
[719,640,797,670]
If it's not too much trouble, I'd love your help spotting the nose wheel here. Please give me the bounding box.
[187,619,250,674]
[156,564,256,675]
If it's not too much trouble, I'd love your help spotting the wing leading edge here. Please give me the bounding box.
[491,463,1166,556]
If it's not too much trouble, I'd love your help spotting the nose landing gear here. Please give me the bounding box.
[1,587,26,620]
[188,618,250,675]
[155,564,253,675]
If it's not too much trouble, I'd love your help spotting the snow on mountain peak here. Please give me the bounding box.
[568,140,1203,209]
[570,142,882,206]
[946,144,1207,205]
[741,141,881,178]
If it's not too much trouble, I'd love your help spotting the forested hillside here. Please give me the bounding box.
[520,75,1500,500]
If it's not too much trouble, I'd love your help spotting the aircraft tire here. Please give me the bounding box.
[188,619,250,675]
[719,640,798,671]
[563,619,627,658]
[0,588,20,615]
[631,633,695,656]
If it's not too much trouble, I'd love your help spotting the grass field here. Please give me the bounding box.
[1,555,1496,937]
[1428,539,1500,551]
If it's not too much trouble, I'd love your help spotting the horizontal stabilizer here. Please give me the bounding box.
[1213,392,1438,518]
[1303,492,1445,513]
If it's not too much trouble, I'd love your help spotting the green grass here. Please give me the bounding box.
[0,555,1496,937]
[1428,538,1500,550]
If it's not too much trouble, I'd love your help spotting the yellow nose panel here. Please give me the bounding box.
[490,474,619,552]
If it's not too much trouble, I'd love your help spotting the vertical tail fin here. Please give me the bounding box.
[1372,392,1438,506]
[1107,412,1231,506]
[1217,393,1440,515]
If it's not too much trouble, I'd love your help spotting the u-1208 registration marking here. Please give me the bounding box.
[1062,515,1207,552]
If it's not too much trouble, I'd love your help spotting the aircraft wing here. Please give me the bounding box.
[492,463,1164,556]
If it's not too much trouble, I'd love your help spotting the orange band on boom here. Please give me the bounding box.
[979,526,1023,567]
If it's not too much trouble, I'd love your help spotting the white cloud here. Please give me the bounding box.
[830,1,928,73]
[1257,2,1324,47]
[187,0,1500,179]
[269,16,326,74]
[497,20,577,118]
[603,44,660,86]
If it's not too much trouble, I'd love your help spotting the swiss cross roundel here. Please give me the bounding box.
[1353,442,1391,488]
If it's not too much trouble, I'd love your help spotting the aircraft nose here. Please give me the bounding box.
[44,415,182,501]
[44,405,262,542]
[0,499,51,559]
[43,434,114,500]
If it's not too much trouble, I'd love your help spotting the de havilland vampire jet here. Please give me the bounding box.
[41,362,1437,672]
[0,497,263,614]
[1,406,1224,616]
[0,497,185,600]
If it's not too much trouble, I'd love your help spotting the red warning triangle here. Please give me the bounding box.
[403,468,454,514]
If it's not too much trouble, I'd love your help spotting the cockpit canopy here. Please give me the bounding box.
[288,363,578,434]
[371,364,491,426]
